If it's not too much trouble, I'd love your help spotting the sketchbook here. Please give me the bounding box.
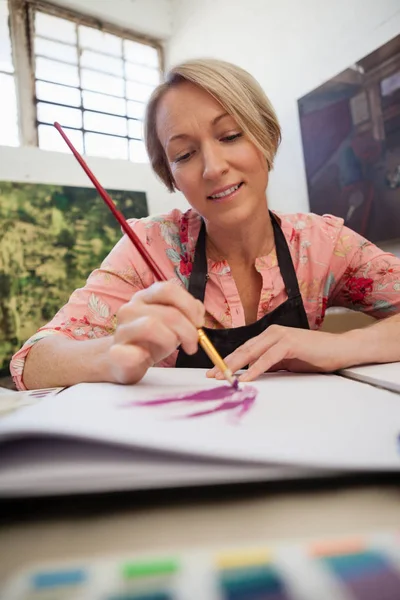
[340,361,400,394]
[0,368,399,497]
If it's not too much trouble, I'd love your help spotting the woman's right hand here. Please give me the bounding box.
[108,282,205,384]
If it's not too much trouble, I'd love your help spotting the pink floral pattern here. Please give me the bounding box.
[10,209,400,389]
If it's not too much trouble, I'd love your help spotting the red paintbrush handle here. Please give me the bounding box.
[54,122,239,388]
[53,122,166,282]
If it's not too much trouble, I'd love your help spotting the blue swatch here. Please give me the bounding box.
[32,568,86,589]
[219,564,289,599]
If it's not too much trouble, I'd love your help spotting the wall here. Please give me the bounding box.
[49,0,173,39]
[0,0,190,217]
[0,145,188,215]
[167,0,400,217]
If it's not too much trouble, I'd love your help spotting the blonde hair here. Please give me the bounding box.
[145,58,282,192]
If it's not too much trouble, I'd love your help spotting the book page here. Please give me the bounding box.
[0,369,399,472]
[341,362,400,394]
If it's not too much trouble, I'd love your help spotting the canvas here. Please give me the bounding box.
[0,181,148,376]
[298,34,400,244]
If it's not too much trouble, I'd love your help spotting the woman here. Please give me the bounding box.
[11,59,400,390]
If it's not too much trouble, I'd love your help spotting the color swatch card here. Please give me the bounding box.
[3,531,400,600]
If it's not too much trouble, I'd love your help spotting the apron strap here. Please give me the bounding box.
[270,213,301,299]
[187,218,208,302]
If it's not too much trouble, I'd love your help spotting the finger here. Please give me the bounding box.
[206,336,261,378]
[134,282,205,328]
[116,308,199,356]
[213,332,279,378]
[115,317,181,363]
[155,306,199,355]
[239,340,289,381]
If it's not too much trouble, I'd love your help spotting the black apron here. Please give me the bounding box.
[176,212,309,369]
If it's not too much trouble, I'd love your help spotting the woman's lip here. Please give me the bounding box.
[207,182,244,201]
[208,182,244,203]
[208,182,243,197]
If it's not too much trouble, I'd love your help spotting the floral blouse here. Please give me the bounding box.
[10,209,400,390]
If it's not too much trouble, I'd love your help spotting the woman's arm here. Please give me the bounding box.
[22,335,115,389]
[208,222,400,381]
[207,315,400,383]
[20,282,204,390]
[341,313,400,365]
[11,213,203,390]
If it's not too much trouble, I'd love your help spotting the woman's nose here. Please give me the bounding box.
[202,143,228,180]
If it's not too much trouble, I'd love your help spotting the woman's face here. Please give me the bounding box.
[156,82,269,227]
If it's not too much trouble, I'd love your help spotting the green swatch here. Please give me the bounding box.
[121,558,179,580]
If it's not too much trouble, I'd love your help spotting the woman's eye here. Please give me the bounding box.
[221,133,242,142]
[175,151,192,163]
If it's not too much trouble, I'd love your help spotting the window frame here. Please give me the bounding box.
[7,0,163,155]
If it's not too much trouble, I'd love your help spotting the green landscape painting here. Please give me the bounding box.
[0,181,148,377]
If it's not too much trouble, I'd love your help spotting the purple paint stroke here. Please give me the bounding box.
[121,384,258,421]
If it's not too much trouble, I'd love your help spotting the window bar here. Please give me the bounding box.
[122,36,130,160]
[76,21,86,154]
[9,0,37,146]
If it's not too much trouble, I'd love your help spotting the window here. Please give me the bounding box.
[0,0,19,146]
[2,1,163,162]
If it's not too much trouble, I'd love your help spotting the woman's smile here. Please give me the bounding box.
[207,181,245,203]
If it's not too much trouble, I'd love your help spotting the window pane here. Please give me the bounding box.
[126,80,153,102]
[128,119,142,139]
[81,68,124,96]
[84,111,127,136]
[124,40,158,68]
[0,0,13,73]
[81,49,123,77]
[381,71,400,96]
[0,73,19,146]
[129,139,148,163]
[36,80,81,107]
[85,132,128,159]
[39,123,83,153]
[82,90,126,116]
[35,12,77,45]
[125,63,159,85]
[36,56,79,86]
[78,25,121,57]
[37,102,82,128]
[35,37,78,64]
[127,100,146,120]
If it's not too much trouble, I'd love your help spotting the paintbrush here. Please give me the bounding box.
[54,122,239,389]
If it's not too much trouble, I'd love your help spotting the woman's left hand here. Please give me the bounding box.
[206,325,359,382]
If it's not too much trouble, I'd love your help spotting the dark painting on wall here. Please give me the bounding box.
[298,34,400,244]
[0,182,148,376]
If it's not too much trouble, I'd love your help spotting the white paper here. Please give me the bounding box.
[341,362,400,394]
[0,368,399,491]
[0,435,327,496]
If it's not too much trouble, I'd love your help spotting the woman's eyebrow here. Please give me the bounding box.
[212,112,230,126]
[166,112,231,147]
